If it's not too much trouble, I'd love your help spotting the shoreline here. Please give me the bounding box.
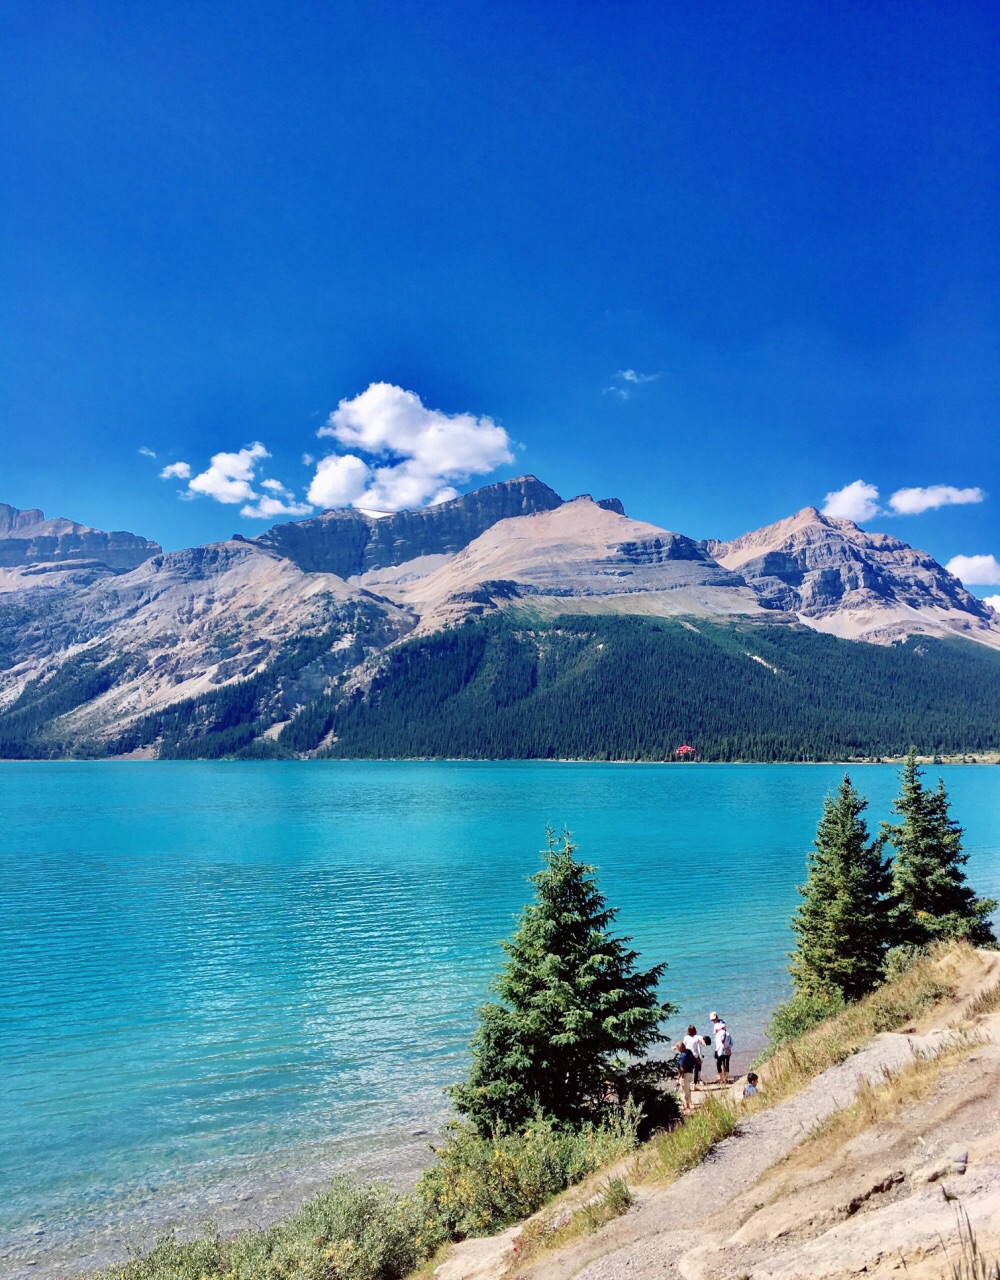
[2,1033,766,1280]
[3,755,999,766]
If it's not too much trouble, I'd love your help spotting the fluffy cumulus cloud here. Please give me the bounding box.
[159,443,313,519]
[822,480,880,523]
[945,554,1000,586]
[187,443,269,504]
[887,485,984,515]
[984,596,1000,614]
[307,454,371,508]
[309,382,513,512]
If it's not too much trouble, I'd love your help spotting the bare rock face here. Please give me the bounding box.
[253,476,566,576]
[0,503,161,572]
[0,539,413,738]
[705,507,999,646]
[384,497,769,632]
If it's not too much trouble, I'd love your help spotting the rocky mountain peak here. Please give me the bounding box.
[706,507,996,646]
[0,502,162,572]
[253,474,566,577]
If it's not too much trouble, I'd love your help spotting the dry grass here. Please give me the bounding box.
[506,1176,634,1273]
[755,944,957,1107]
[962,975,1000,1021]
[946,1205,1000,1280]
[781,1036,974,1171]
[641,1096,740,1183]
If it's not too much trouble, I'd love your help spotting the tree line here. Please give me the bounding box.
[779,750,997,1034]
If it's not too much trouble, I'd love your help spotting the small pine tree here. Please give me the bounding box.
[789,775,894,1002]
[885,750,997,947]
[451,830,674,1135]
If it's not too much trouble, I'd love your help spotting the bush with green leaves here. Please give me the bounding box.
[99,1177,424,1280]
[764,989,846,1052]
[416,1105,642,1241]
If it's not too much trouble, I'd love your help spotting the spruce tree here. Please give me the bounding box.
[451,830,673,1134]
[885,750,997,947]
[789,776,894,1002]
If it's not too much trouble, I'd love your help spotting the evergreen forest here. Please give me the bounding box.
[5,614,1000,760]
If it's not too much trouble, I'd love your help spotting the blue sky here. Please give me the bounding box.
[2,1,998,590]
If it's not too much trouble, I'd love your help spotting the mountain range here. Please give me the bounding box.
[1,479,998,760]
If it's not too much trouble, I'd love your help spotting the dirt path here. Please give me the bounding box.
[439,948,1000,1280]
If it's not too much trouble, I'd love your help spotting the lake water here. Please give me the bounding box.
[3,761,1000,1276]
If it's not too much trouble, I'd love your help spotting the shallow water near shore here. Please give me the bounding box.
[3,761,999,1277]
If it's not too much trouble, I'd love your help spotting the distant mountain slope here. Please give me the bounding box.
[0,502,161,571]
[705,506,1000,648]
[115,615,1000,762]
[3,481,1000,759]
[378,497,769,632]
[312,617,1000,761]
[252,475,570,575]
[0,540,411,754]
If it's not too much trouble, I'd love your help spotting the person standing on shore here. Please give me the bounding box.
[710,1011,732,1084]
[682,1025,705,1089]
[675,1040,696,1111]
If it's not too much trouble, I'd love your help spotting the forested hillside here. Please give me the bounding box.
[6,614,1000,761]
[310,617,1000,761]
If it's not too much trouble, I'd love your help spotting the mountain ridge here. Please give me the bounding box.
[0,502,162,572]
[2,479,999,758]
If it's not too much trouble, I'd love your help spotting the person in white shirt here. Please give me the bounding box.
[682,1025,705,1088]
[710,1011,732,1084]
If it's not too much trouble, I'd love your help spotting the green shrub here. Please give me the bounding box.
[101,1178,424,1280]
[764,990,845,1053]
[883,943,925,982]
[416,1106,641,1241]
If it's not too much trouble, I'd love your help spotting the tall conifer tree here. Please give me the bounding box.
[789,776,893,1001]
[885,750,997,947]
[452,830,672,1135]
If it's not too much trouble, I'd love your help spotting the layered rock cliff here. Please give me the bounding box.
[253,476,567,576]
[0,503,161,572]
[705,506,1000,647]
[377,496,767,633]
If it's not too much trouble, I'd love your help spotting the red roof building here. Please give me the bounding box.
[675,743,697,757]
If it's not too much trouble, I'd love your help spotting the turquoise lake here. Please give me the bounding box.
[3,761,1000,1274]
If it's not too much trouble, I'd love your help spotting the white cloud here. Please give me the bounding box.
[138,446,157,459]
[888,485,984,515]
[310,382,513,512]
[945,554,1000,586]
[822,480,880,523]
[188,443,269,505]
[302,452,315,467]
[983,596,1000,613]
[603,369,659,400]
[240,495,313,519]
[307,453,371,508]
[163,443,315,521]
